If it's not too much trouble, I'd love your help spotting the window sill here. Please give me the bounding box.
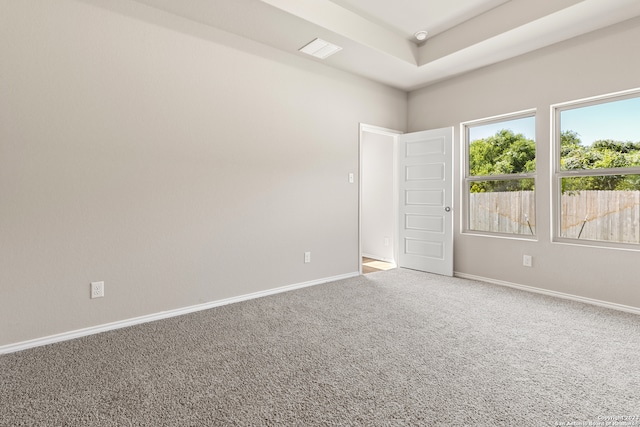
[553,237,640,252]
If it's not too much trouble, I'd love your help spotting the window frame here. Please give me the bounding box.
[551,88,640,250]
[461,109,538,239]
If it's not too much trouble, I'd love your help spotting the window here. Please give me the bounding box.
[553,90,640,247]
[462,111,536,236]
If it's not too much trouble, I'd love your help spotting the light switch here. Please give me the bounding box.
[348,173,354,184]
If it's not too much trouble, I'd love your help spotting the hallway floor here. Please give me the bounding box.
[362,257,396,274]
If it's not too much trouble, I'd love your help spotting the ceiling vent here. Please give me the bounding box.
[298,38,342,59]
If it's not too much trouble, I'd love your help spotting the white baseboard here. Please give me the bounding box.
[0,272,360,355]
[454,272,640,316]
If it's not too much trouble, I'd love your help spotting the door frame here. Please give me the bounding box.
[358,123,403,275]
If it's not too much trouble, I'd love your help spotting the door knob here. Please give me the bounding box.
[444,206,451,212]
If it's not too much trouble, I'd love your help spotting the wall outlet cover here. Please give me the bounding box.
[91,281,105,298]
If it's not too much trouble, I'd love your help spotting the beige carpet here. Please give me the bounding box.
[1,269,639,426]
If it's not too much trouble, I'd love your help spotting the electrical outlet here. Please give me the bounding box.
[91,281,104,299]
[304,252,311,263]
[522,255,532,267]
[384,237,390,247]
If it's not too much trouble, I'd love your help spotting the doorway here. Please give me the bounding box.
[359,124,402,274]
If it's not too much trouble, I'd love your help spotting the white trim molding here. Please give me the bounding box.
[0,272,359,355]
[454,272,640,316]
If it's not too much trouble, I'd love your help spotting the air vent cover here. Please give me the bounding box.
[298,38,342,59]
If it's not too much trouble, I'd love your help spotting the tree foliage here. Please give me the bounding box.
[469,129,535,192]
[560,131,640,192]
[469,129,640,193]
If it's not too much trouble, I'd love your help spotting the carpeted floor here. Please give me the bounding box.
[1,269,639,426]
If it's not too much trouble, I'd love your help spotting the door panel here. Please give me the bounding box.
[405,214,444,232]
[398,127,453,276]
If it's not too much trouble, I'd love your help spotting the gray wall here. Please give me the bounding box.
[409,17,640,309]
[0,0,407,346]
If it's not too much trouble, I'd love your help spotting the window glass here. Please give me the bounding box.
[556,94,640,246]
[464,113,536,236]
[469,117,536,176]
[468,179,535,235]
[560,97,640,171]
[560,176,640,243]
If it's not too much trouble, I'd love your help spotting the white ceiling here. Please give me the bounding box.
[132,0,640,91]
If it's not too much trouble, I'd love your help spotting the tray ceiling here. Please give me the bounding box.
[131,0,640,91]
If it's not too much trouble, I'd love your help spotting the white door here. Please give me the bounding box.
[397,127,453,276]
